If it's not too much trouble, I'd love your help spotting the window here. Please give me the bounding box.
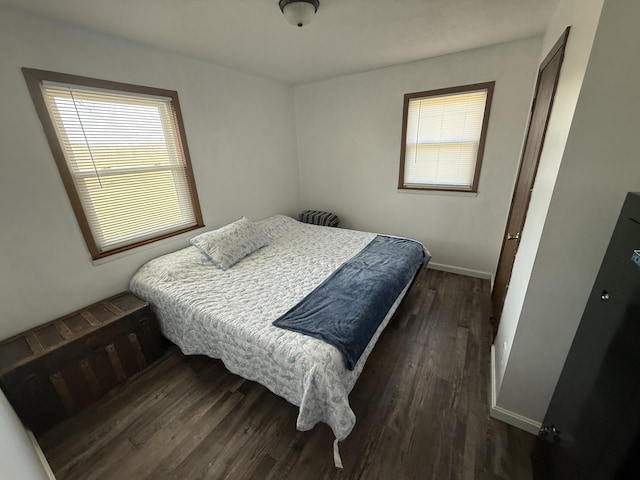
[398,82,495,192]
[22,68,204,260]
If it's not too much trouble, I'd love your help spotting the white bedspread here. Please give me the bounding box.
[129,215,413,441]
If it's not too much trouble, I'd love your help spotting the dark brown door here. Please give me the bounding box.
[491,27,570,330]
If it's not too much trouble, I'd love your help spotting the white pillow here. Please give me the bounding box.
[190,217,268,270]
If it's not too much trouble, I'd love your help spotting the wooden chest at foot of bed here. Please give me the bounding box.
[0,292,166,434]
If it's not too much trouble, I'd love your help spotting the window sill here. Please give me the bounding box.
[91,226,206,266]
[396,188,478,198]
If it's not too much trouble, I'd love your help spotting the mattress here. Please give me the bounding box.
[129,215,427,444]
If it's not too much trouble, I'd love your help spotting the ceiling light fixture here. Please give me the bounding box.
[279,0,319,28]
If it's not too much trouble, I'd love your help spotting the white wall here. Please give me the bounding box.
[0,390,52,480]
[493,0,604,405]
[293,38,541,277]
[0,6,300,341]
[495,0,639,426]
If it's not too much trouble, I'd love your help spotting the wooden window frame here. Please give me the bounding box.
[22,68,204,260]
[398,81,495,193]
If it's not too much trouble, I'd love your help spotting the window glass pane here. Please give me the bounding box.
[79,169,192,249]
[404,143,478,188]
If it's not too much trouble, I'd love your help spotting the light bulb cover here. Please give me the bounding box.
[279,0,319,28]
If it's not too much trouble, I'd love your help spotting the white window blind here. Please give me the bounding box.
[40,82,200,254]
[401,86,492,191]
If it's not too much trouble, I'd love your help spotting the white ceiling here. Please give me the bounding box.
[0,0,560,84]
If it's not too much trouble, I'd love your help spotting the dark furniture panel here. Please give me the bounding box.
[533,192,640,479]
[0,292,166,433]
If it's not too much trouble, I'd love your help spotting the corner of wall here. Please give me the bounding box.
[490,345,541,435]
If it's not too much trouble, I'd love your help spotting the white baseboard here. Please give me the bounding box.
[489,345,541,435]
[27,429,56,479]
[427,262,492,281]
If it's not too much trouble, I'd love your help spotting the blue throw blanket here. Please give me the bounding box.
[273,235,428,370]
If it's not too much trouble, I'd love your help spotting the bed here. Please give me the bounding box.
[129,214,429,465]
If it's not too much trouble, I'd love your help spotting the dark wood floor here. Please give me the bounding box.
[37,268,535,480]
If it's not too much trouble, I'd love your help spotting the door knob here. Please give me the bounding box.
[539,424,561,438]
[601,290,610,301]
[507,232,520,240]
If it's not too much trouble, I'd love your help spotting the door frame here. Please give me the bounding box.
[491,27,571,333]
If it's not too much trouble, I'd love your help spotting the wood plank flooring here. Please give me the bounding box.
[37,268,535,480]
